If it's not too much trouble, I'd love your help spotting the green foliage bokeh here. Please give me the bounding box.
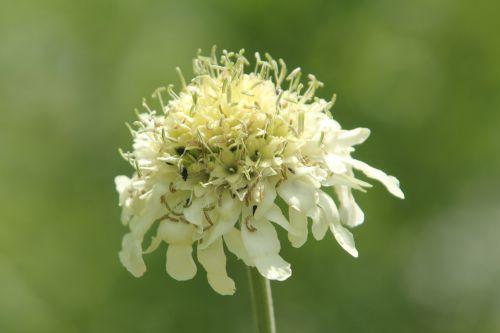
[1,0,499,332]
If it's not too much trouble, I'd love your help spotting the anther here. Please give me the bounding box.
[175,146,186,155]
[245,216,257,232]
[181,167,188,181]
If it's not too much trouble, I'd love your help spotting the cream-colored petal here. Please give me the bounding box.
[120,208,133,226]
[129,213,157,238]
[197,238,236,295]
[183,197,205,226]
[121,205,164,277]
[324,154,348,174]
[265,204,295,233]
[336,128,370,146]
[115,175,132,205]
[317,190,340,224]
[324,174,372,192]
[165,190,191,209]
[241,218,291,281]
[119,233,146,277]
[198,209,240,250]
[130,184,167,236]
[254,181,277,219]
[115,175,131,192]
[311,208,328,240]
[318,191,358,257]
[253,255,291,281]
[219,191,243,219]
[223,228,253,266]
[199,192,242,249]
[277,177,317,213]
[288,207,308,248]
[143,235,162,254]
[166,244,197,281]
[328,221,358,258]
[336,186,365,227]
[345,158,405,199]
[157,220,196,245]
[119,185,168,277]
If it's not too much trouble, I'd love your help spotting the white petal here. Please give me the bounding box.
[252,255,291,281]
[129,212,158,238]
[199,193,242,249]
[197,238,236,295]
[336,128,370,146]
[241,218,291,281]
[115,175,131,202]
[143,236,162,254]
[277,177,317,213]
[288,207,308,248]
[130,184,167,236]
[324,174,372,191]
[199,209,240,250]
[317,191,340,224]
[318,191,358,257]
[219,191,243,219]
[336,186,365,227]
[115,175,130,191]
[165,190,191,208]
[194,184,208,197]
[254,181,277,219]
[166,244,197,281]
[119,233,146,277]
[223,228,253,266]
[120,208,133,226]
[121,207,164,276]
[345,158,405,199]
[119,185,168,277]
[183,197,205,226]
[265,204,295,233]
[324,154,348,174]
[328,221,358,258]
[310,207,328,240]
[151,182,169,200]
[157,221,196,245]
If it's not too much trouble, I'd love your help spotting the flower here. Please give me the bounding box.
[115,48,404,295]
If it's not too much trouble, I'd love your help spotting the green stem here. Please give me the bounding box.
[247,267,276,333]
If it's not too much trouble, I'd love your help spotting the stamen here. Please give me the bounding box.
[245,216,257,232]
[318,131,325,146]
[152,87,167,113]
[142,99,153,114]
[175,67,187,90]
[298,111,305,136]
[134,160,142,177]
[167,84,179,99]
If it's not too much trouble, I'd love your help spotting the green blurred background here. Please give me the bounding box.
[1,0,499,332]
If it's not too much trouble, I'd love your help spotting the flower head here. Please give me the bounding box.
[115,48,404,295]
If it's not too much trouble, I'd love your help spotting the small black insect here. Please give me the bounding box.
[181,166,188,181]
[175,146,185,155]
[252,205,257,216]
